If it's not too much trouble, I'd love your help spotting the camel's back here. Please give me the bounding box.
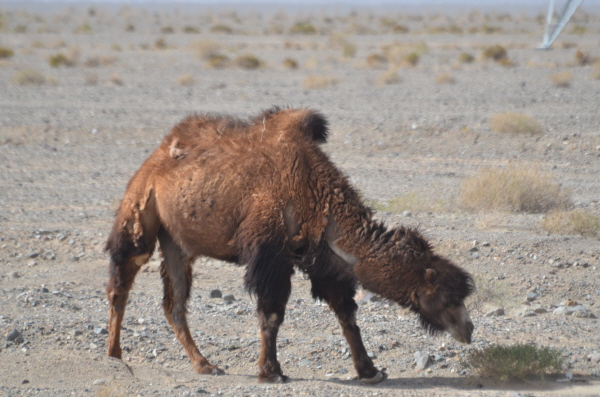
[147,108,332,259]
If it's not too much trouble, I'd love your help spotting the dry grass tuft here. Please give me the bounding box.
[458,52,474,63]
[550,71,572,87]
[154,37,168,50]
[302,75,339,89]
[109,72,123,86]
[49,47,79,67]
[541,209,600,238]
[378,192,445,213]
[460,166,571,213]
[376,68,401,87]
[289,22,317,35]
[176,73,194,86]
[13,69,46,85]
[193,40,221,61]
[282,57,298,70]
[210,24,233,34]
[161,26,174,34]
[206,54,230,69]
[0,46,14,58]
[235,54,262,70]
[366,53,388,69]
[83,55,117,67]
[481,45,507,62]
[575,49,593,66]
[489,112,543,135]
[463,344,564,381]
[183,26,199,34]
[402,52,420,67]
[435,73,456,84]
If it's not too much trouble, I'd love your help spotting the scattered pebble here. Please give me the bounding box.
[414,351,431,370]
[209,289,222,299]
[223,294,235,302]
[93,327,108,335]
[484,308,504,317]
[93,379,106,386]
[7,329,23,343]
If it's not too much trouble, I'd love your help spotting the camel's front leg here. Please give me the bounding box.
[310,276,386,384]
[256,296,288,382]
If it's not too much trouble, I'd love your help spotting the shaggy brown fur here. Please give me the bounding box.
[105,107,474,383]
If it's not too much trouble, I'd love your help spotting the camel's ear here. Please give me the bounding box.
[425,269,437,284]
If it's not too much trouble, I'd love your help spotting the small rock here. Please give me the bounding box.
[414,351,432,370]
[588,353,600,364]
[41,287,49,293]
[22,379,29,384]
[93,379,106,386]
[484,308,505,317]
[72,330,82,336]
[137,318,145,325]
[402,211,412,217]
[338,368,348,374]
[367,351,376,359]
[298,360,311,367]
[482,242,490,247]
[563,299,578,307]
[93,327,108,335]
[28,252,39,258]
[9,272,20,279]
[7,329,23,343]
[533,307,547,314]
[520,310,537,318]
[222,294,235,302]
[526,293,538,302]
[209,290,222,299]
[468,247,479,252]
[69,238,75,245]
[27,260,37,267]
[595,290,600,296]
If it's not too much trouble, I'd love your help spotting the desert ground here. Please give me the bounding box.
[1,2,600,396]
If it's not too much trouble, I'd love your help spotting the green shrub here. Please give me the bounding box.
[463,344,564,381]
[49,53,74,67]
[458,52,474,63]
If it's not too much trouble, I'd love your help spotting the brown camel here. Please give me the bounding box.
[105,107,475,384]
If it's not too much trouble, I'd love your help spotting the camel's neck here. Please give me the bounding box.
[330,209,428,307]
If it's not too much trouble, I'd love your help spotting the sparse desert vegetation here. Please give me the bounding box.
[235,54,262,70]
[460,166,571,213]
[550,71,573,87]
[541,209,600,238]
[489,112,543,135]
[302,75,339,89]
[463,344,564,381]
[12,69,46,85]
[0,46,14,58]
[376,68,401,87]
[435,72,456,84]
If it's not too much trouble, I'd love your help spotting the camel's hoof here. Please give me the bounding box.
[258,374,288,383]
[196,365,225,376]
[360,371,387,385]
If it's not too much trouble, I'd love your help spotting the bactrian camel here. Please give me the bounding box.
[105,107,475,384]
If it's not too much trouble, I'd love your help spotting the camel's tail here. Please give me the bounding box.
[105,166,161,271]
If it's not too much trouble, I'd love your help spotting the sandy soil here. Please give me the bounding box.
[1,4,600,396]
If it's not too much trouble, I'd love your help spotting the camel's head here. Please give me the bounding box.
[411,257,475,344]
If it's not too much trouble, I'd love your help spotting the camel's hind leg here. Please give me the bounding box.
[106,252,152,359]
[158,227,223,375]
[310,275,386,384]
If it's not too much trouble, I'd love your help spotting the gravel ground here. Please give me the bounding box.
[1,3,600,396]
